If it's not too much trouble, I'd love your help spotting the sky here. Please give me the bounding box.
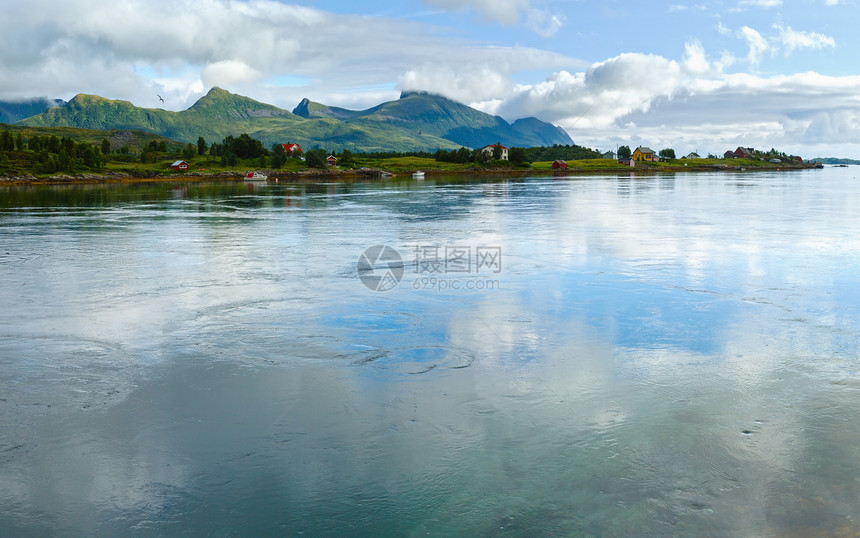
[1,0,858,158]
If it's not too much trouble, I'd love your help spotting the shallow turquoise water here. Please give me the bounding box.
[2,169,860,535]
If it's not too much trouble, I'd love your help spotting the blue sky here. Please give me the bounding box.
[1,0,858,157]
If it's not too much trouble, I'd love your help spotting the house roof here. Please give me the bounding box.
[171,160,187,166]
[482,144,508,150]
[635,146,655,154]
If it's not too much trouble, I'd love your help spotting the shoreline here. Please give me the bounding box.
[0,162,825,186]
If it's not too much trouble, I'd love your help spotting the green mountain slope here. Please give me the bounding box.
[19,87,572,152]
[510,117,574,147]
[0,98,65,124]
[292,98,361,121]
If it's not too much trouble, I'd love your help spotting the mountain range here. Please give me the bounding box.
[5,88,573,152]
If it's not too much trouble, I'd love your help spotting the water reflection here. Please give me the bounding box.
[2,169,860,535]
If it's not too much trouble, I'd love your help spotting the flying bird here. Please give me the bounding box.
[157,94,164,103]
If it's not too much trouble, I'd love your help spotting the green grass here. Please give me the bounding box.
[532,158,636,170]
[352,156,470,172]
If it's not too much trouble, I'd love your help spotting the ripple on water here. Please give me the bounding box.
[353,345,475,375]
[0,334,146,413]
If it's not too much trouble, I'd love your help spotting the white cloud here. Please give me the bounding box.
[486,40,860,157]
[526,8,565,38]
[773,23,837,54]
[423,0,530,25]
[400,62,513,102]
[732,22,837,68]
[201,60,263,88]
[738,26,772,66]
[0,0,576,110]
[422,0,563,35]
[738,0,783,7]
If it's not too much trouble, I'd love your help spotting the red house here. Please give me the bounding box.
[552,160,568,169]
[282,143,302,156]
[327,155,337,166]
[170,160,189,171]
[733,147,753,158]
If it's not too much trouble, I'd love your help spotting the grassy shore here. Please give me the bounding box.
[0,153,823,185]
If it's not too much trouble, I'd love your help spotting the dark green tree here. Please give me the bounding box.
[659,148,676,160]
[47,135,61,154]
[220,151,238,167]
[304,149,327,169]
[271,143,286,169]
[61,137,74,155]
[618,145,631,159]
[101,138,111,155]
[40,153,59,173]
[15,133,24,151]
[58,148,72,171]
[509,147,526,164]
[183,143,195,160]
[0,131,13,151]
[338,149,355,168]
[81,146,99,168]
[197,136,208,156]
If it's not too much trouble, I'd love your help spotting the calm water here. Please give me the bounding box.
[2,169,860,536]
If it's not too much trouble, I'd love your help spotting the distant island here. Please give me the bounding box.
[810,158,860,165]
[0,88,827,183]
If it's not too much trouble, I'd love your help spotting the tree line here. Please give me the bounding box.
[0,131,107,173]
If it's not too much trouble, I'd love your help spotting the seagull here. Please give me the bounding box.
[157,94,164,103]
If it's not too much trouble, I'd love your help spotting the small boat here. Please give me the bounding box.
[244,171,267,181]
[413,171,425,179]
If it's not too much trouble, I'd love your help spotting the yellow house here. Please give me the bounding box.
[632,146,658,162]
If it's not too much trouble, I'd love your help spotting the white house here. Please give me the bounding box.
[481,144,508,161]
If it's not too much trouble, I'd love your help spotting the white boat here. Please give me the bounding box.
[412,171,425,179]
[244,171,267,181]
